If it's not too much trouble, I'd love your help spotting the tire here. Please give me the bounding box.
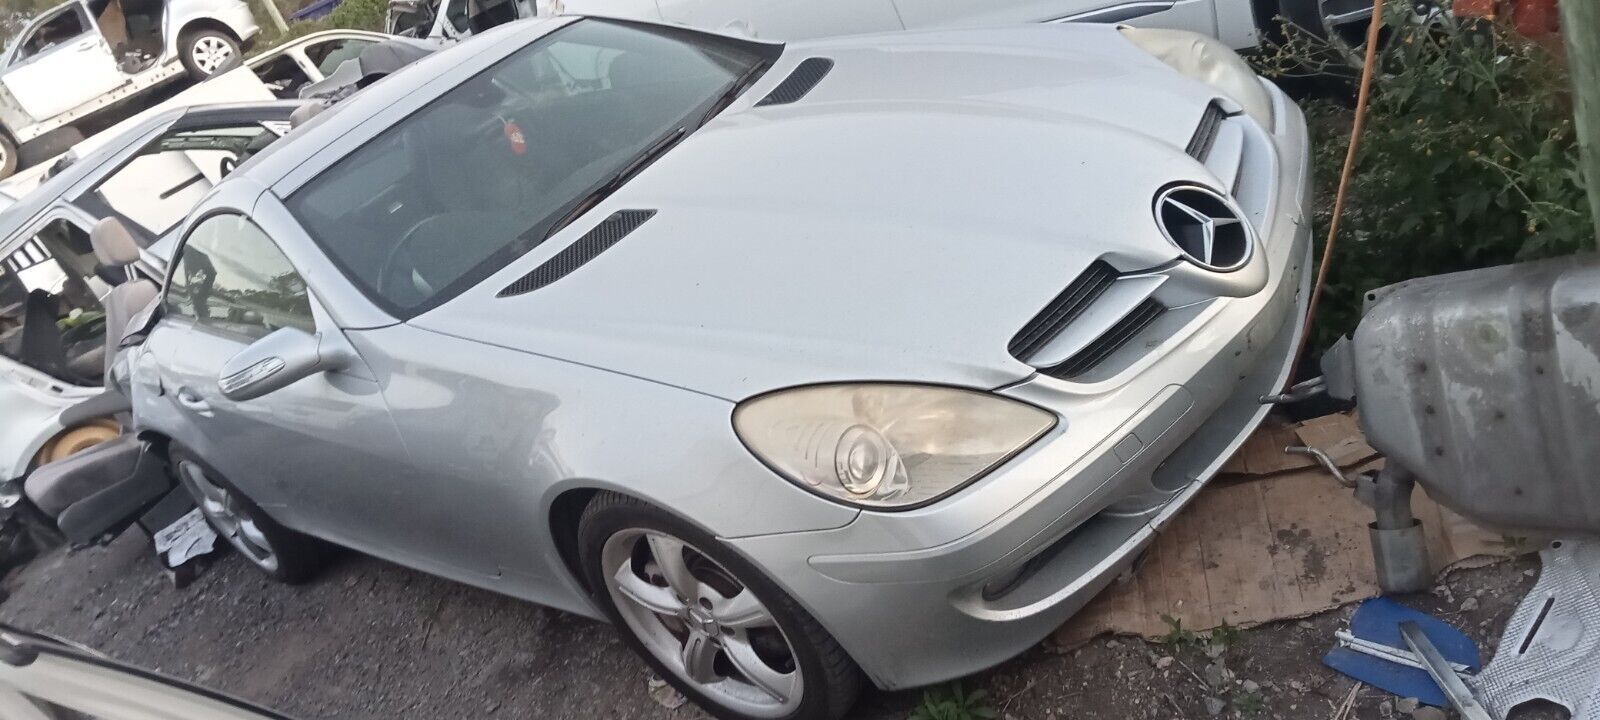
[169,447,330,583]
[178,27,241,80]
[578,492,862,720]
[0,131,18,180]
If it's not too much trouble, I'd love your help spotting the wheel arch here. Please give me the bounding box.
[173,17,244,58]
[548,485,601,595]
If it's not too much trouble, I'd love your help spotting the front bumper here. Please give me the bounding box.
[729,83,1313,690]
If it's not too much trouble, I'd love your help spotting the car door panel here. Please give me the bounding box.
[137,211,505,578]
[3,5,125,120]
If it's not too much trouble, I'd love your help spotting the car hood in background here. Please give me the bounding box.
[416,25,1237,401]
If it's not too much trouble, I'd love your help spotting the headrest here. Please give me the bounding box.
[91,217,140,267]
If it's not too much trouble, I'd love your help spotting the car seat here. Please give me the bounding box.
[22,219,168,544]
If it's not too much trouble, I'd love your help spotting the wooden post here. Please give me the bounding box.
[258,0,290,34]
[1563,0,1600,242]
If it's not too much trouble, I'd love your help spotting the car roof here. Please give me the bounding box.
[0,100,303,244]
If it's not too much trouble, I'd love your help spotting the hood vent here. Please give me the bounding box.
[1185,101,1227,161]
[1041,299,1167,379]
[498,210,656,297]
[755,58,834,107]
[1008,261,1119,361]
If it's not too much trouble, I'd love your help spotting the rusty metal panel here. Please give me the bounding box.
[1351,253,1600,532]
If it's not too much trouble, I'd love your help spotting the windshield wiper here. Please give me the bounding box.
[543,126,687,239]
[696,61,770,129]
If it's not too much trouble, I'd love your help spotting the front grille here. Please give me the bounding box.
[1007,261,1119,362]
[1185,101,1227,161]
[1041,299,1167,379]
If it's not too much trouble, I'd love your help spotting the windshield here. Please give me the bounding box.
[286,19,774,318]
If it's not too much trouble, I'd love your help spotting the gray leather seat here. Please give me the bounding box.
[89,217,159,381]
[24,218,160,518]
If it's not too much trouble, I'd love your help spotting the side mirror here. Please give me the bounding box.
[218,327,339,401]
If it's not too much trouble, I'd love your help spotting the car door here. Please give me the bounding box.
[138,212,503,575]
[1,2,125,120]
[652,0,904,39]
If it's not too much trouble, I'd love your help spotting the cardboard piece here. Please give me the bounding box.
[1053,415,1517,647]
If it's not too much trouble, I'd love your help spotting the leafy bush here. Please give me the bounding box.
[1258,7,1592,351]
[256,0,388,49]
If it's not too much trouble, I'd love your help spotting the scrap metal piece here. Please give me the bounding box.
[1285,445,1355,487]
[1349,254,1600,532]
[1319,335,1357,401]
[1259,376,1326,404]
[1335,630,1473,674]
[1364,466,1431,594]
[1401,621,1497,720]
[1474,539,1600,720]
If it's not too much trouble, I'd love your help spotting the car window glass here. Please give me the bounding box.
[253,52,313,98]
[164,214,314,341]
[0,219,107,386]
[287,19,769,318]
[85,123,286,241]
[305,37,376,76]
[445,0,470,33]
[17,6,87,62]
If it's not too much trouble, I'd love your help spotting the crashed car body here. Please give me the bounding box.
[128,17,1310,719]
[0,102,296,504]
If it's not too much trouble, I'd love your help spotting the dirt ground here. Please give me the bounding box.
[0,528,1545,720]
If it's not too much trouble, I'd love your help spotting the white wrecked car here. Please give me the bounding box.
[0,0,261,177]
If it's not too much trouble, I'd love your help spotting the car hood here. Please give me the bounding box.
[415,25,1236,401]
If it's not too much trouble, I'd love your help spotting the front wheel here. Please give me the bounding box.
[179,28,241,80]
[578,492,861,720]
[170,448,329,583]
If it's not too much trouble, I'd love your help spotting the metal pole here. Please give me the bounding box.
[258,0,290,34]
[1564,0,1600,243]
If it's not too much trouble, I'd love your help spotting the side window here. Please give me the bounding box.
[164,214,314,342]
[253,53,313,98]
[0,219,107,385]
[81,123,286,241]
[304,38,376,77]
[445,0,470,33]
[17,6,89,62]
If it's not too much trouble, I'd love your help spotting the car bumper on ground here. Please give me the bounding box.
[729,83,1313,690]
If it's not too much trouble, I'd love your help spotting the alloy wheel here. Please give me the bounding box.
[190,36,235,76]
[601,529,803,718]
[177,460,279,572]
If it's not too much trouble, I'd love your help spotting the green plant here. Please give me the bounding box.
[1232,688,1267,716]
[1257,6,1592,351]
[1160,613,1199,646]
[908,683,998,720]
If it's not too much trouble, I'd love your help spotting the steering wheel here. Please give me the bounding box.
[219,155,239,176]
[375,216,443,303]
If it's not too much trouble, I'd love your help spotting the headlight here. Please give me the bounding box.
[733,384,1056,509]
[1119,27,1274,128]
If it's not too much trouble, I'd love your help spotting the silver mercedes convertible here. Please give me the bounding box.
[124,16,1311,720]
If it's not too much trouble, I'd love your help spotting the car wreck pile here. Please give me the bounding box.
[0,8,1592,720]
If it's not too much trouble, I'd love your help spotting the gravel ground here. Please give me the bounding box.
[0,529,1545,720]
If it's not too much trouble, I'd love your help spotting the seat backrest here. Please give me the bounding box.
[91,217,158,380]
[18,289,65,375]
